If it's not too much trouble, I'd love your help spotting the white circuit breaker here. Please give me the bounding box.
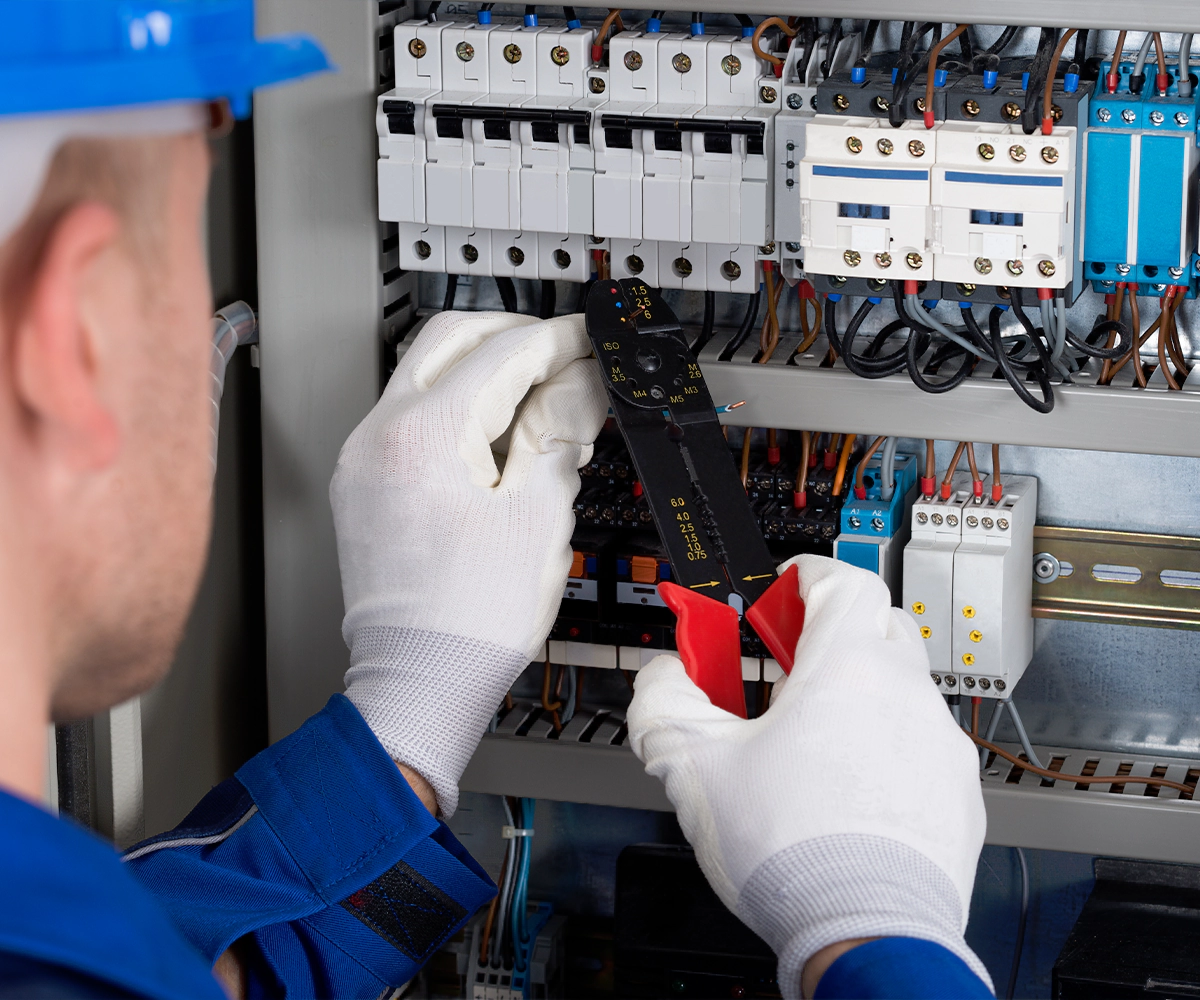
[932,122,1077,290]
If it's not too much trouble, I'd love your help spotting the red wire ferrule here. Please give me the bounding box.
[923,109,935,129]
[793,490,806,509]
[972,695,982,706]
[1158,72,1171,96]
[808,452,818,468]
[767,446,781,465]
[1041,116,1054,135]
[992,482,1003,503]
[920,476,936,498]
[762,259,774,273]
[973,480,984,499]
[854,485,867,500]
[773,62,783,79]
[591,42,604,63]
[940,481,952,500]
[904,280,919,295]
[632,480,643,498]
[1104,292,1116,306]
[798,279,816,299]
[1105,72,1119,93]
[824,451,836,470]
[1037,286,1054,301]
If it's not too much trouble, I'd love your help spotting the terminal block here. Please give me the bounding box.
[833,452,918,601]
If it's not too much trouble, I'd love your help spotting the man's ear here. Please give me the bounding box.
[12,202,123,471]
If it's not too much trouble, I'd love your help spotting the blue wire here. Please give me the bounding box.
[511,799,535,972]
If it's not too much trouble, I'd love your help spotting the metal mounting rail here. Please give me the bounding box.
[460,702,1200,863]
[697,333,1200,460]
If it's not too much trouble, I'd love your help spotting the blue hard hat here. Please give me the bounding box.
[0,0,331,120]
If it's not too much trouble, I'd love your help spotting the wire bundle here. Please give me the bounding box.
[479,797,537,975]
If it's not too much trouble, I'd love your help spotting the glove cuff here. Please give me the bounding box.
[343,626,529,818]
[737,834,992,1000]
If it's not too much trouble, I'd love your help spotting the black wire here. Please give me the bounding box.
[925,340,968,373]
[797,19,820,80]
[691,11,702,30]
[1009,288,1056,370]
[821,19,843,79]
[1022,28,1058,135]
[718,291,761,361]
[983,24,1020,58]
[495,276,519,313]
[840,301,913,378]
[957,25,974,65]
[824,295,842,355]
[891,22,939,127]
[426,0,441,21]
[864,318,908,358]
[905,318,974,393]
[692,290,716,354]
[563,5,575,20]
[1006,847,1030,1000]
[1072,28,1089,66]
[525,4,536,16]
[1070,319,1132,359]
[735,13,754,31]
[990,306,1055,412]
[576,278,593,313]
[442,273,458,312]
[539,279,556,320]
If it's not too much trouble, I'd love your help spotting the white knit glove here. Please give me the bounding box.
[627,554,990,998]
[331,311,608,816]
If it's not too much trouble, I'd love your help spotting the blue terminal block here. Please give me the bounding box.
[1082,58,1200,299]
[834,453,917,601]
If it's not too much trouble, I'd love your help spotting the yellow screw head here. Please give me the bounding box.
[551,45,571,66]
[877,137,894,155]
[408,38,427,58]
[969,630,983,642]
[920,626,932,638]
[974,257,993,275]
[907,139,926,157]
[672,52,692,73]
[962,653,976,666]
[962,606,976,618]
[504,43,523,64]
[911,601,926,615]
[1038,259,1057,277]
[623,50,643,71]
[1009,144,1027,162]
[759,85,778,104]
[589,76,607,94]
[1007,259,1024,275]
[905,252,923,269]
[834,93,851,112]
[456,41,475,62]
[721,54,742,76]
[962,99,981,118]
[978,143,995,160]
[1041,145,1060,163]
[1002,102,1022,121]
[875,252,892,268]
[846,135,863,154]
[843,249,862,267]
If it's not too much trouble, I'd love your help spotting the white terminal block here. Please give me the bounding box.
[611,238,661,285]
[950,475,1037,700]
[932,122,1076,290]
[800,116,936,281]
[903,473,971,696]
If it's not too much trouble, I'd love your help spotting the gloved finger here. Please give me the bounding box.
[390,310,538,396]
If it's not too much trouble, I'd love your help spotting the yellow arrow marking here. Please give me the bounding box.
[689,581,722,589]
[742,573,774,582]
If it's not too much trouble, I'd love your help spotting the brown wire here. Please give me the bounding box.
[478,894,500,965]
[1154,32,1168,89]
[504,691,514,711]
[1042,29,1078,132]
[740,427,753,487]
[1109,30,1128,91]
[1157,290,1182,390]
[796,296,823,355]
[1167,291,1191,378]
[796,430,812,497]
[1100,284,1128,382]
[854,436,888,494]
[923,25,968,127]
[1108,295,1158,384]
[925,440,936,482]
[751,16,797,70]
[596,8,625,56]
[991,443,1002,497]
[965,442,980,485]
[942,442,968,488]
[541,659,562,714]
[759,267,782,363]
[971,699,980,737]
[831,434,857,496]
[970,733,1196,796]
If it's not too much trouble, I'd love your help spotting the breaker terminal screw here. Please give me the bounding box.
[931,672,941,683]
[554,249,572,269]
[922,628,933,639]
[978,143,995,160]
[1176,111,1191,126]
[998,518,1009,530]
[590,234,605,244]
[672,52,692,73]
[867,278,888,293]
[966,515,979,527]
[504,43,523,63]
[1170,266,1185,278]
[456,41,475,61]
[916,512,928,524]
[908,139,926,157]
[1007,259,1024,275]
[760,86,778,104]
[589,76,606,93]
[829,275,848,288]
[551,45,570,65]
[1121,108,1137,124]
[408,38,427,58]
[1038,260,1056,277]
[877,137,894,155]
[969,630,983,642]
[834,93,851,111]
[508,246,525,266]
[1009,144,1026,162]
[962,606,976,618]
[673,257,693,277]
[414,240,431,260]
[785,242,801,252]
[787,93,803,109]
[1153,282,1167,291]
[461,243,479,263]
[982,517,994,529]
[947,514,959,526]
[1040,145,1059,163]
[1050,103,1063,122]
[974,257,993,275]
[722,260,742,280]
[846,135,863,153]
[1115,263,1131,275]
[875,252,892,268]
[873,96,890,113]
[931,513,943,525]
[913,97,927,113]
[844,250,862,267]
[957,282,977,296]
[625,254,644,274]
[722,54,742,75]
[1149,109,1165,125]
[760,242,776,254]
[1002,102,1022,120]
[963,672,976,684]
[871,517,885,531]
[848,515,861,528]
[995,679,1006,691]
[1096,107,1112,123]
[962,99,981,118]
[946,675,958,687]
[624,51,643,70]
[912,601,925,614]
[979,678,991,690]
[905,252,924,269]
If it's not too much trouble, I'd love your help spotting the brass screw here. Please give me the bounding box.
[963,674,976,686]
[978,142,995,160]
[872,95,890,113]
[962,653,976,666]
[507,246,526,266]
[760,85,778,104]
[908,139,926,157]
[1009,144,1026,162]
[408,38,427,58]
[551,45,570,66]
[672,52,692,73]
[414,240,431,260]
[1050,103,1064,122]
[1041,145,1060,163]
[1002,101,1022,121]
[590,234,605,244]
[974,257,993,275]
[589,76,606,94]
[920,626,932,638]
[962,606,976,618]
[721,260,742,280]
[877,137,894,155]
[625,254,644,274]
[834,93,851,111]
[946,514,959,527]
[843,249,862,267]
[759,242,776,254]
[623,50,643,71]
[721,54,741,76]
[456,41,475,61]
[1006,259,1024,275]
[1038,260,1056,277]
[969,630,983,643]
[504,43,523,64]
[962,99,981,118]
[673,256,693,278]
[912,602,926,615]
[846,135,863,153]
[461,243,479,264]
[914,96,927,113]
[905,252,923,269]
[957,282,977,296]
[875,252,892,268]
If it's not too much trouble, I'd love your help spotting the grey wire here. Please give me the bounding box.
[1039,297,1073,378]
[1006,847,1030,1000]
[1180,34,1194,97]
[1004,697,1045,770]
[1132,32,1154,81]
[949,697,962,726]
[879,436,899,501]
[559,665,577,727]
[490,798,518,968]
[981,699,1007,768]
[907,296,991,360]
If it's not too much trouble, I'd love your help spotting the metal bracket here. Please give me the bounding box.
[1031,526,1200,630]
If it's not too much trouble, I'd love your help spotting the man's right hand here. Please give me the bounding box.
[626,554,990,999]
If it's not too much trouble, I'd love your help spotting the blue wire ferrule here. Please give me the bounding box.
[959,301,973,310]
[923,300,939,309]
[741,24,753,37]
[690,21,704,35]
[982,68,999,89]
[567,16,581,28]
[867,296,882,304]
[524,12,537,26]
[1064,72,1080,93]
[646,16,661,32]
[828,292,843,303]
[934,68,948,88]
[1021,71,1030,91]
[477,9,492,23]
[995,303,1010,312]
[851,65,866,84]
[891,67,899,84]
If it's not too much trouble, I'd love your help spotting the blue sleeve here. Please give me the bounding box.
[814,938,993,1000]
[124,694,496,999]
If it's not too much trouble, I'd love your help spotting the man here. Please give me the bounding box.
[0,1,992,997]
